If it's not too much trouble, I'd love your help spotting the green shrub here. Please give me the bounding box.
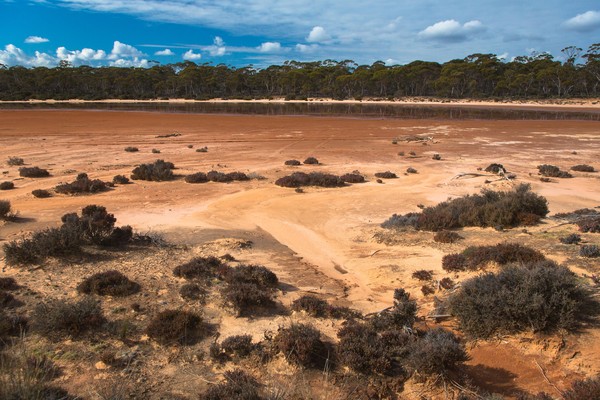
[31,297,106,339]
[448,262,596,338]
[77,270,140,296]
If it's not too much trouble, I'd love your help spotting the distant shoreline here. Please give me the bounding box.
[1,97,600,111]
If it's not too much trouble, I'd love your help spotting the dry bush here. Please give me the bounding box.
[291,295,359,319]
[19,167,50,178]
[226,171,250,181]
[196,146,208,153]
[406,167,417,174]
[7,157,24,166]
[560,234,581,244]
[77,270,140,297]
[538,164,572,178]
[563,375,600,400]
[146,309,205,345]
[55,173,109,195]
[130,159,175,181]
[201,369,262,400]
[439,277,455,290]
[274,323,330,369]
[442,253,468,272]
[220,335,255,358]
[370,289,417,331]
[303,157,319,165]
[443,243,545,272]
[374,171,397,179]
[31,297,106,339]
[31,189,51,198]
[405,328,468,377]
[577,217,600,233]
[275,172,345,188]
[0,200,12,220]
[285,159,301,166]
[151,148,161,154]
[0,291,18,309]
[432,154,441,160]
[0,277,19,291]
[124,146,139,152]
[448,262,597,338]
[172,256,227,281]
[340,173,365,183]
[421,285,435,296]
[179,283,205,300]
[0,181,14,190]
[484,163,505,173]
[221,265,279,315]
[185,172,208,183]
[571,164,595,172]
[412,270,433,281]
[580,245,600,258]
[433,230,463,243]
[112,175,130,184]
[0,311,27,341]
[383,184,548,231]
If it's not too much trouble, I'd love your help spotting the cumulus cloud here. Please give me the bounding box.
[207,36,226,56]
[564,11,600,32]
[257,41,282,53]
[306,26,330,43]
[56,46,107,64]
[295,43,318,53]
[25,36,49,44]
[0,44,55,67]
[418,19,485,42]
[109,57,151,67]
[109,40,144,59]
[155,48,174,56]
[183,49,202,60]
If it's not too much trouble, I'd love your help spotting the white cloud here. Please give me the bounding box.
[564,11,600,32]
[109,40,144,59]
[257,41,282,53]
[295,43,318,53]
[207,36,226,56]
[109,57,151,67]
[214,36,224,47]
[0,44,56,67]
[183,49,202,60]
[56,46,106,64]
[306,26,330,43]
[418,19,485,42]
[155,48,174,56]
[25,36,49,44]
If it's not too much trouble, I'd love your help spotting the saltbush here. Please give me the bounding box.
[130,160,175,181]
[185,172,208,183]
[274,323,330,369]
[412,270,433,281]
[571,164,595,172]
[7,157,24,166]
[580,245,600,258]
[442,243,545,272]
[538,164,572,178]
[374,171,397,179]
[0,277,19,291]
[448,262,595,338]
[560,234,581,244]
[112,175,130,184]
[179,283,205,300]
[0,181,14,190]
[285,159,301,166]
[0,200,12,219]
[405,328,468,377]
[577,217,600,233]
[303,157,319,165]
[173,256,227,281]
[340,173,365,183]
[124,146,139,152]
[146,309,204,345]
[275,172,345,188]
[563,375,600,400]
[55,173,109,195]
[485,163,505,173]
[220,335,255,358]
[370,288,417,331]
[291,295,358,319]
[19,167,50,178]
[221,265,279,315]
[77,270,140,296]
[201,370,262,400]
[406,167,417,174]
[433,230,463,243]
[31,297,106,339]
[32,189,51,198]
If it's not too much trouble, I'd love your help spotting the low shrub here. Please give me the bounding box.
[201,370,262,400]
[0,277,19,291]
[571,164,595,172]
[303,157,319,165]
[206,171,232,182]
[0,291,17,308]
[225,171,250,181]
[374,171,397,179]
[112,175,130,184]
[439,277,455,289]
[124,147,139,152]
[0,200,12,219]
[196,146,208,153]
[224,264,279,288]
[7,157,24,166]
[185,172,208,183]
[538,164,572,178]
[221,265,279,315]
[55,174,109,195]
[274,323,330,369]
[382,184,548,231]
[151,148,161,154]
[412,270,433,281]
[580,245,600,258]
[77,270,140,297]
[291,295,329,317]
[485,163,505,173]
[563,375,600,400]
[284,159,301,166]
[421,285,435,296]
[130,159,175,181]
[0,310,27,340]
[442,254,468,272]
[0,181,14,190]
[179,283,205,300]
[370,288,417,331]
[220,335,254,357]
[275,172,345,188]
[433,230,463,243]
[577,217,600,233]
[173,256,227,281]
[432,154,441,160]
[405,328,468,377]
[340,173,365,183]
[31,297,106,339]
[19,167,50,178]
[448,262,596,338]
[406,167,417,174]
[146,309,204,345]
[443,243,545,272]
[560,234,581,244]
[31,189,51,198]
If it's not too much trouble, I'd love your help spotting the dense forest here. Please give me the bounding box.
[0,44,599,101]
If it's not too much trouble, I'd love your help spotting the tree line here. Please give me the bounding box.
[0,44,599,101]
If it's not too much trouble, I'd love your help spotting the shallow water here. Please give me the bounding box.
[1,101,599,121]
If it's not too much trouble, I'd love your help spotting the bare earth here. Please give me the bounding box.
[0,109,599,399]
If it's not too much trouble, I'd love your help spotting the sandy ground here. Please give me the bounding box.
[0,109,599,399]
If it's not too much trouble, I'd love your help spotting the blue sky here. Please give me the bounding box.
[1,0,599,68]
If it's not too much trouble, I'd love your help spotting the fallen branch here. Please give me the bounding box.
[534,359,564,396]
